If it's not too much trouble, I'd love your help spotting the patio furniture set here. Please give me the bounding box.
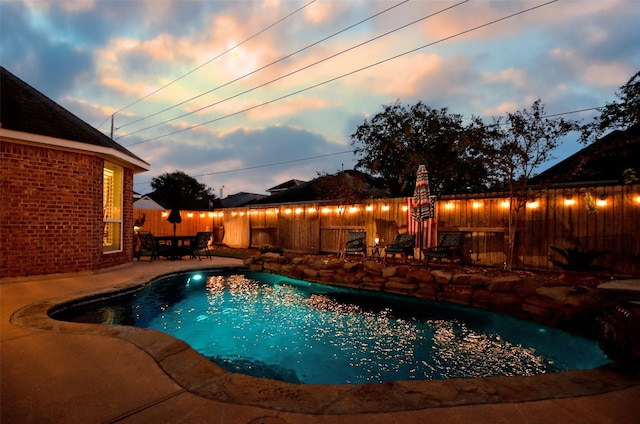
[344,231,465,264]
[135,231,213,261]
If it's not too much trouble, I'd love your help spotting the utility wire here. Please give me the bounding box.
[131,104,603,187]
[96,0,316,130]
[118,0,410,131]
[133,150,355,186]
[120,0,469,141]
[125,0,557,147]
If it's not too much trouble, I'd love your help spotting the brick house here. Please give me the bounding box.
[0,67,149,279]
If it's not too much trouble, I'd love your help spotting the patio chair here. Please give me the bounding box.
[190,231,213,260]
[136,232,167,261]
[344,231,366,258]
[423,232,464,264]
[385,234,416,262]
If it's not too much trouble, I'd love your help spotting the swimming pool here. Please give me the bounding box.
[52,269,610,385]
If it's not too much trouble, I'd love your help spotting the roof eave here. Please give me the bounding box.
[0,127,150,173]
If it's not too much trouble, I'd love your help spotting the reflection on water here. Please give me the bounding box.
[145,272,608,384]
[52,271,610,385]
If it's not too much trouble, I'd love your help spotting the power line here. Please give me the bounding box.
[133,150,355,187]
[545,106,602,118]
[131,104,603,188]
[120,0,470,142]
[125,0,557,147]
[117,0,411,132]
[96,0,316,130]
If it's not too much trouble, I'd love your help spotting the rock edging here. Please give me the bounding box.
[244,253,605,338]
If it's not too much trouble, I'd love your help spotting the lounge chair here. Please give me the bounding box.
[344,231,366,258]
[385,234,416,261]
[190,231,213,260]
[423,232,464,264]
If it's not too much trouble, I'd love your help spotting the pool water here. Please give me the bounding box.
[53,270,610,385]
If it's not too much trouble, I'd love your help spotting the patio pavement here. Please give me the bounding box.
[2,257,640,424]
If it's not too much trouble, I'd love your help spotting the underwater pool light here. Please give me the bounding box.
[187,274,204,286]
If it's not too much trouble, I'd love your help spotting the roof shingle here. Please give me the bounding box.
[0,66,147,165]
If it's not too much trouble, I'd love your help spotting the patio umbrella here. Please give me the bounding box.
[167,208,182,236]
[411,164,434,262]
[167,191,182,237]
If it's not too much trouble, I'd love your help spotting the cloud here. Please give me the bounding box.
[130,124,352,194]
[0,2,93,98]
[3,0,639,197]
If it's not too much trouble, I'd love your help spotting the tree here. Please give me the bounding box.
[484,99,579,270]
[581,70,640,143]
[350,101,490,197]
[314,170,387,203]
[149,170,219,210]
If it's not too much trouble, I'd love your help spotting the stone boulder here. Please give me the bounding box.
[431,270,452,285]
[363,261,385,275]
[598,301,640,372]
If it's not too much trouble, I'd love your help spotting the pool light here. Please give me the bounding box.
[186,273,204,287]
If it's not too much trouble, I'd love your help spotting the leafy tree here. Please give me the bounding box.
[484,99,579,270]
[314,170,387,203]
[149,170,219,210]
[581,70,640,143]
[350,101,490,197]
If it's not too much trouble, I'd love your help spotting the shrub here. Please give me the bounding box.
[549,246,609,272]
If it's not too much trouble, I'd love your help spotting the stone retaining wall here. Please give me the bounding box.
[244,253,607,338]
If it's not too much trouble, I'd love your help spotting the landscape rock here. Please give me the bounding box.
[244,253,614,336]
[431,270,452,285]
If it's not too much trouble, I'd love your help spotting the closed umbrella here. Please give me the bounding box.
[167,208,182,236]
[411,164,434,262]
[167,190,182,237]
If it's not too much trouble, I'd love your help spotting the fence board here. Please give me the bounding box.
[135,183,640,276]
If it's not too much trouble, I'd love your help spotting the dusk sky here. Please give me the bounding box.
[2,0,639,197]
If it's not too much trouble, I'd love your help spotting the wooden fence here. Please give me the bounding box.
[134,184,640,276]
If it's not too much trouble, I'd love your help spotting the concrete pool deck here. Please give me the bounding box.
[2,258,640,424]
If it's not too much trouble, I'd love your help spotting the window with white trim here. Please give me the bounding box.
[103,162,123,253]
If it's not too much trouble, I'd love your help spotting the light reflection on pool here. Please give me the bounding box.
[53,270,611,385]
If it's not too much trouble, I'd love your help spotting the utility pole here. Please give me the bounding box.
[110,114,115,139]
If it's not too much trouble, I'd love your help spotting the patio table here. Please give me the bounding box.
[154,235,194,260]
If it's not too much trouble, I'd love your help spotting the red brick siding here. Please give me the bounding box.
[0,140,134,278]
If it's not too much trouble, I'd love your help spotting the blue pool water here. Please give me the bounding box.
[53,270,610,384]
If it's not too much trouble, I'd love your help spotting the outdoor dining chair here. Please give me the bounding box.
[190,231,213,260]
[136,232,168,261]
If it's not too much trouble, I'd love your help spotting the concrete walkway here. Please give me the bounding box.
[2,258,639,424]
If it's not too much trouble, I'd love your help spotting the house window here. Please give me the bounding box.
[103,162,123,253]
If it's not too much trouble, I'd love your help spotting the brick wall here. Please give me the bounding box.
[0,140,134,278]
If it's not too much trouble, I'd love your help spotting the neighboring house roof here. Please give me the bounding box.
[266,179,306,194]
[0,66,149,173]
[220,192,268,208]
[250,170,391,205]
[531,123,640,187]
[133,195,166,210]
